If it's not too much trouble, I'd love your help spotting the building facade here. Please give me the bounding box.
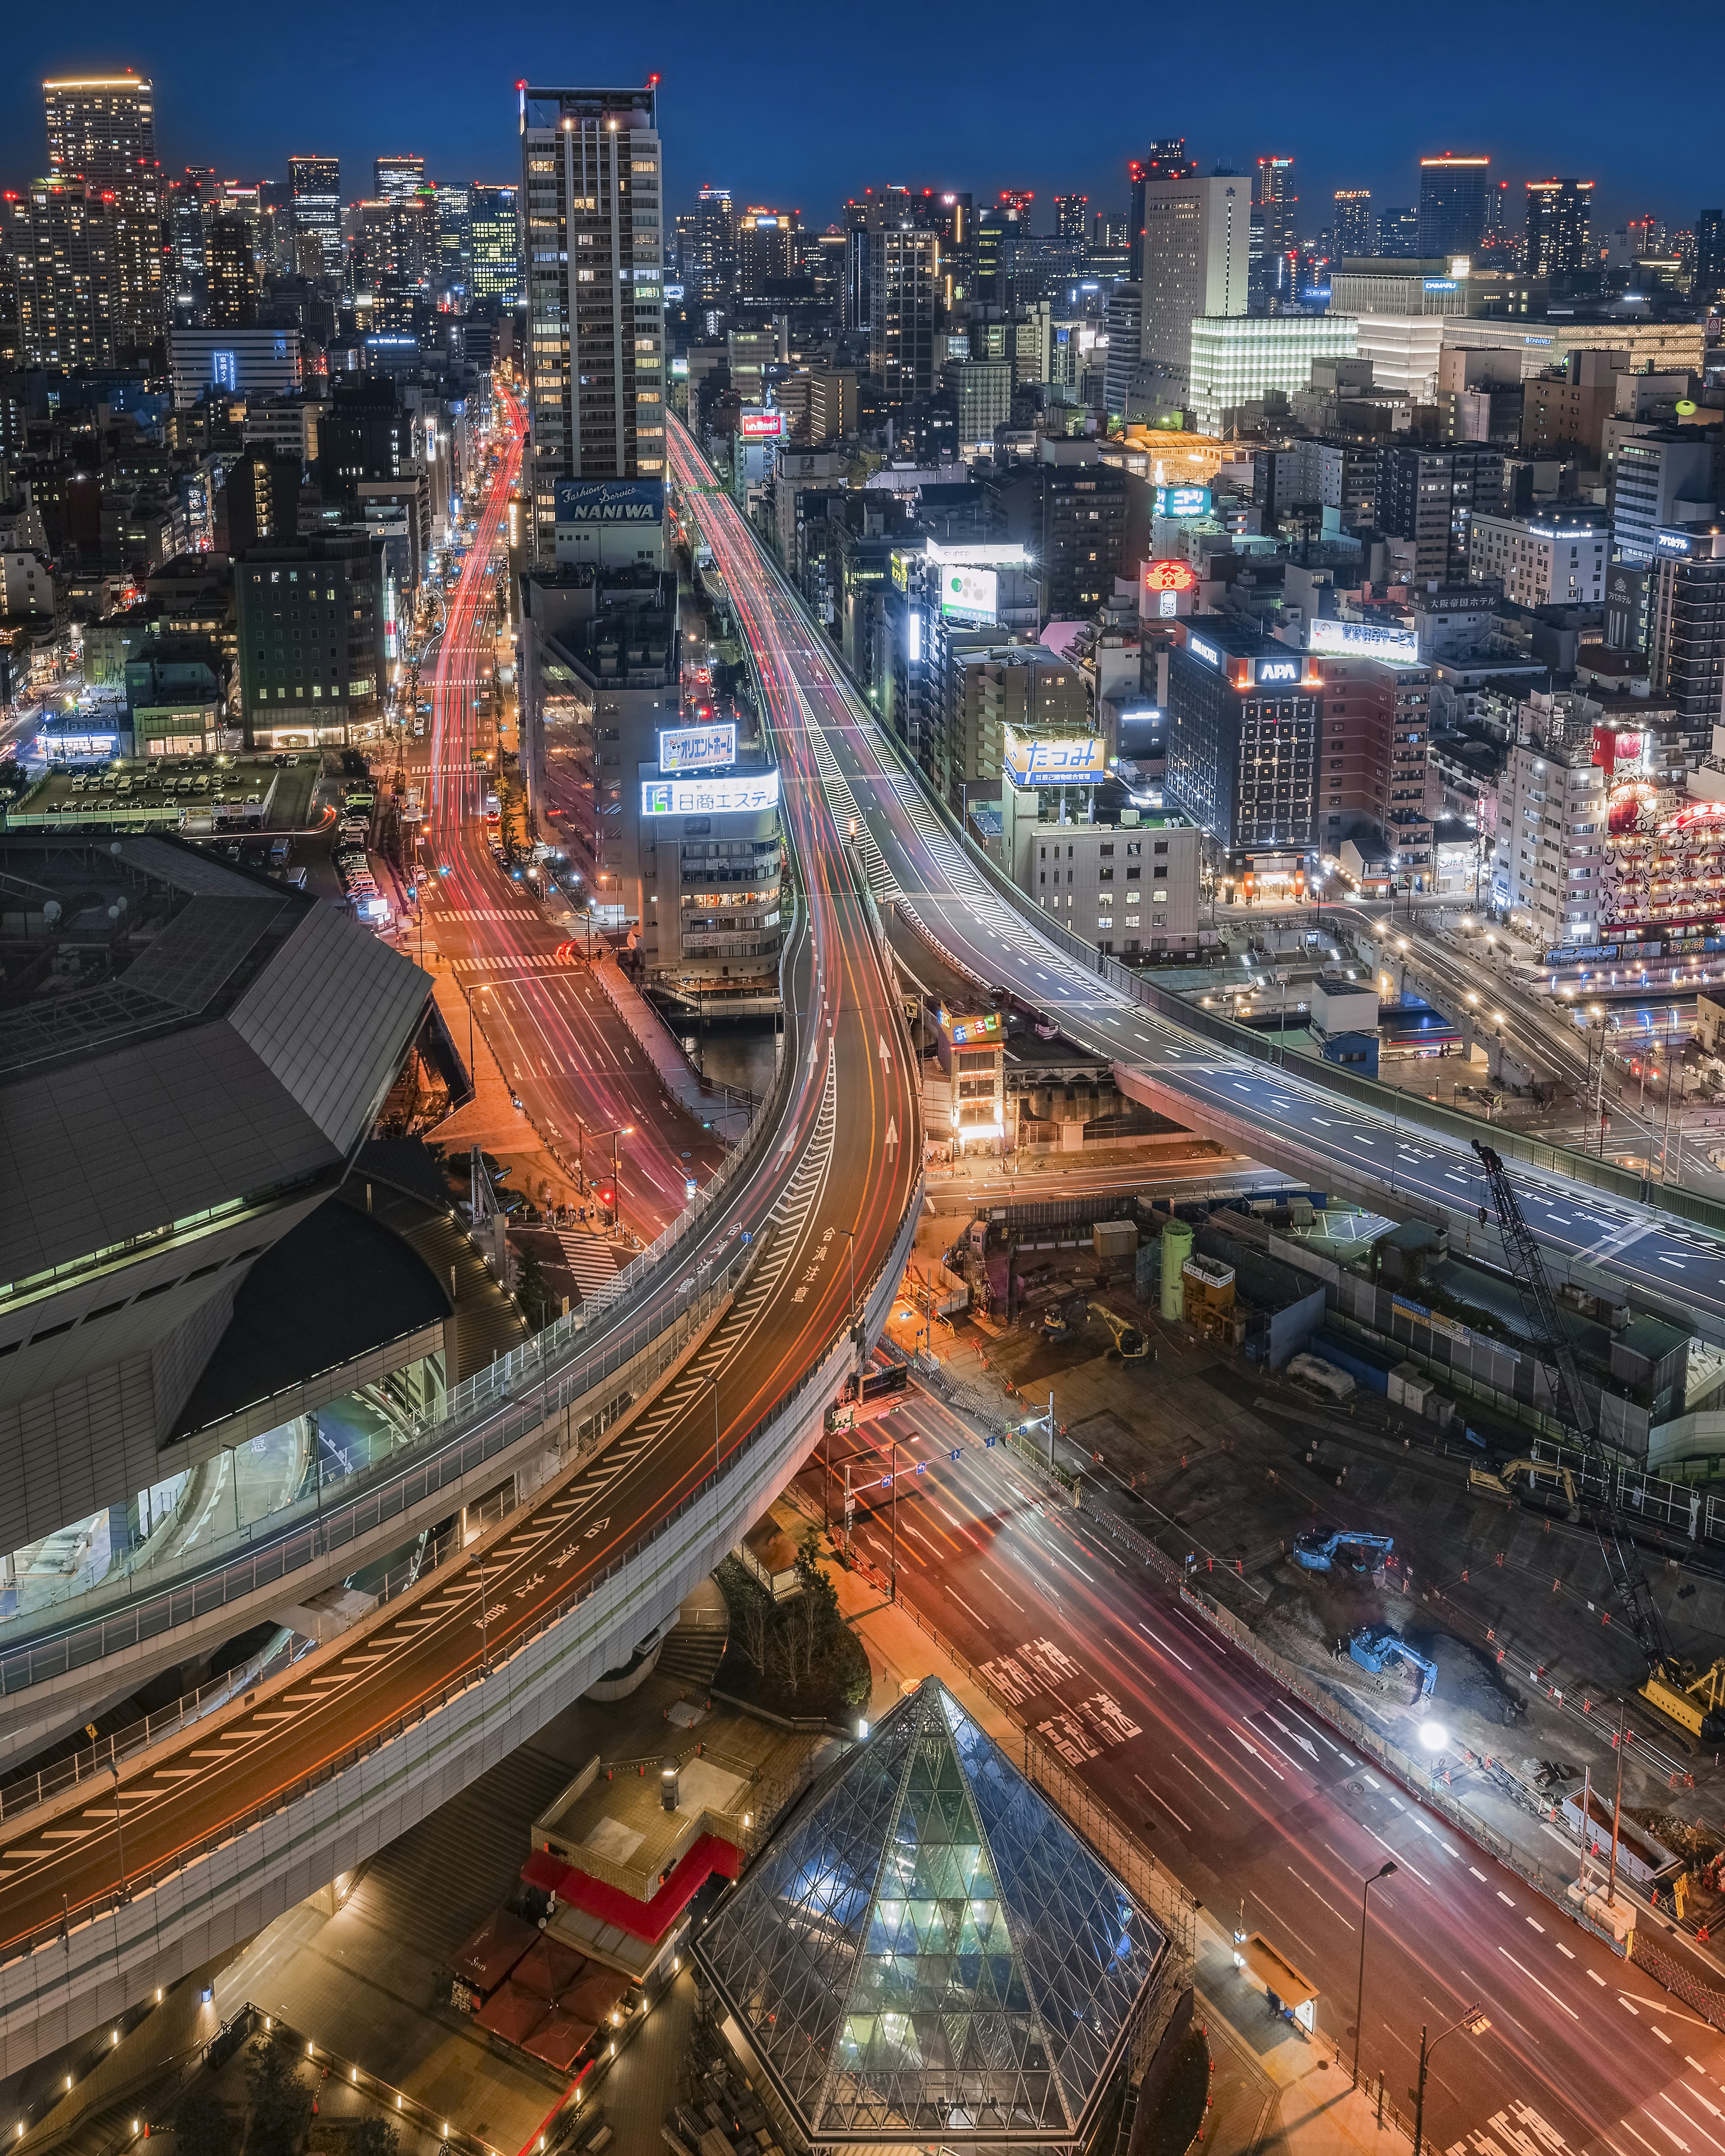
[1137,174,1250,417]
[1468,509,1608,608]
[234,531,387,747]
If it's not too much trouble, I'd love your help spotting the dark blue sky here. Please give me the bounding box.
[6,0,1719,239]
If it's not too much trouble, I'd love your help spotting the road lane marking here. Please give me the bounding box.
[1286,1867,1355,1929]
[1498,1946,1579,2019]
[1469,1866,1488,1881]
[980,1569,1025,1612]
[1229,1730,1285,1780]
[1133,1773,1192,1833]
[1173,1755,1227,1808]
[1589,1970,1607,1985]
[1137,1621,1192,1670]
[1497,1890,1515,1905]
[947,1590,990,1630]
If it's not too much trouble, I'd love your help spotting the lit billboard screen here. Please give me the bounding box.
[641,771,782,817]
[659,722,737,774]
[1154,484,1212,519]
[1003,731,1108,787]
[739,410,783,439]
[1308,617,1421,665]
[940,565,998,623]
[554,478,666,525]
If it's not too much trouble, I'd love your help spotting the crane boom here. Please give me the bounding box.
[1471,1140,1672,1672]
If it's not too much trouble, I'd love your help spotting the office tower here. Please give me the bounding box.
[352,197,436,328]
[1697,210,1725,302]
[1101,284,1142,423]
[1524,179,1595,278]
[468,183,520,303]
[206,214,258,327]
[1332,190,1373,257]
[1417,154,1490,259]
[166,167,213,315]
[1128,139,1198,281]
[289,155,342,276]
[434,182,470,296]
[374,154,426,203]
[2,181,121,369]
[520,82,665,559]
[866,198,939,409]
[735,208,800,300]
[44,71,155,181]
[1054,194,1088,241]
[1000,189,1035,221]
[1253,156,1296,305]
[1137,172,1250,415]
[684,185,736,307]
[1376,206,1419,257]
[1478,178,1513,261]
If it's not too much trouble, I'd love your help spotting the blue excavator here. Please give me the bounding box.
[1292,1528,1394,1577]
[1348,1626,1438,1700]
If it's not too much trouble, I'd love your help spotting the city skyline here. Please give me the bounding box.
[6,0,1724,236]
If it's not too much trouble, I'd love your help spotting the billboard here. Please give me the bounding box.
[659,722,737,774]
[1307,617,1421,665]
[1592,726,1645,778]
[1142,559,1199,594]
[1185,632,1222,670]
[1003,731,1108,787]
[941,565,998,623]
[1154,484,1212,519]
[739,410,783,440]
[554,478,666,525]
[1254,655,1303,687]
[641,771,782,817]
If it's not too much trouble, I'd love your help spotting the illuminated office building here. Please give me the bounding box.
[374,154,426,203]
[468,184,521,304]
[519,81,666,560]
[1417,154,1490,258]
[1524,178,1595,279]
[289,155,342,275]
[1333,190,1374,256]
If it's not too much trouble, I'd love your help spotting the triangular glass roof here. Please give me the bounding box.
[694,1679,1164,2146]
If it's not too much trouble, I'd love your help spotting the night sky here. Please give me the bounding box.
[4,0,1719,238]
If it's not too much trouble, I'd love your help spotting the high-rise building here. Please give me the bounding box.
[1525,179,1595,278]
[165,167,213,317]
[374,154,426,203]
[1695,210,1725,302]
[44,72,155,182]
[1128,139,1198,282]
[433,182,470,296]
[1137,173,1250,415]
[352,197,436,329]
[735,208,801,300]
[681,185,736,307]
[1376,206,1419,257]
[1252,156,1296,306]
[1417,154,1490,259]
[1649,523,1725,737]
[1164,616,1322,862]
[866,199,939,409]
[288,155,342,276]
[1054,194,1088,241]
[1478,179,1515,262]
[1333,190,1374,256]
[520,83,665,560]
[2,180,121,369]
[468,183,520,304]
[205,213,258,327]
[1376,441,1504,582]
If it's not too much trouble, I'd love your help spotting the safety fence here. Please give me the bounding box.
[0,1184,923,1968]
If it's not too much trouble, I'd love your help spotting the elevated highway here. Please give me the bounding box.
[664,418,1725,1345]
[0,431,923,2075]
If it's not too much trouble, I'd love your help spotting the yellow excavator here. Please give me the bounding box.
[1641,1659,1725,1751]
[1468,1456,1580,1523]
[1088,1303,1153,1362]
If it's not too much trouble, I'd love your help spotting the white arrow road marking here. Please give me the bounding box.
[885,1118,898,1154]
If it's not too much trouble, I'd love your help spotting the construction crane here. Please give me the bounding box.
[1467,1456,1580,1522]
[1469,1140,1695,1735]
[1293,1528,1394,1576]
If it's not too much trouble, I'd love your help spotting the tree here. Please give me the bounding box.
[349,2121,401,2156]
[244,2036,312,2156]
[174,2094,237,2156]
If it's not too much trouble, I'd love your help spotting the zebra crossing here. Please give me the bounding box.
[431,907,539,922]
[809,725,897,904]
[449,951,570,974]
[555,1232,625,1296]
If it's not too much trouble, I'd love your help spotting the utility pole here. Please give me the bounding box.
[1353,1861,1396,2085]
[1412,2005,1487,2156]
[889,1434,898,1601]
[1608,1702,1627,1908]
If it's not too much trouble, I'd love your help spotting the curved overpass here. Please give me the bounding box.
[664,419,1725,1341]
[0,420,922,2075]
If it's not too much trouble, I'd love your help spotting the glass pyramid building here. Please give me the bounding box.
[693,1678,1165,2153]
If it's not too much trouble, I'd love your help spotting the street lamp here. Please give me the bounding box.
[1351,1860,1396,2085]
[1412,2004,1491,2156]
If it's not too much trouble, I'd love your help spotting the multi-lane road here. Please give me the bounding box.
[413,392,726,1240]
[0,407,924,2038]
[664,417,1725,1336]
[803,1392,1725,2156]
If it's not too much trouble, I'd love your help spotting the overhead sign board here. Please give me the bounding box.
[1186,632,1221,671]
[1003,731,1108,787]
[641,771,782,817]
[941,565,998,623]
[924,540,1028,566]
[938,1008,1001,1046]
[659,722,737,775]
[1254,655,1302,686]
[1154,483,1212,519]
[554,478,666,524]
[739,410,783,439]
[1308,617,1421,665]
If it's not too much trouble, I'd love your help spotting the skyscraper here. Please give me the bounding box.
[1417,154,1490,259]
[1376,206,1419,257]
[1128,139,1198,281]
[1332,190,1373,256]
[1525,178,1595,278]
[866,196,939,409]
[289,155,342,276]
[1138,172,1250,415]
[3,181,122,369]
[434,182,471,296]
[1053,194,1088,241]
[374,154,426,203]
[206,214,258,327]
[44,72,155,182]
[468,184,521,304]
[1696,210,1725,303]
[1253,155,1296,305]
[519,82,665,558]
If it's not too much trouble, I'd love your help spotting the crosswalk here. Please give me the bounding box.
[432,907,538,922]
[449,952,570,974]
[555,1232,625,1295]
